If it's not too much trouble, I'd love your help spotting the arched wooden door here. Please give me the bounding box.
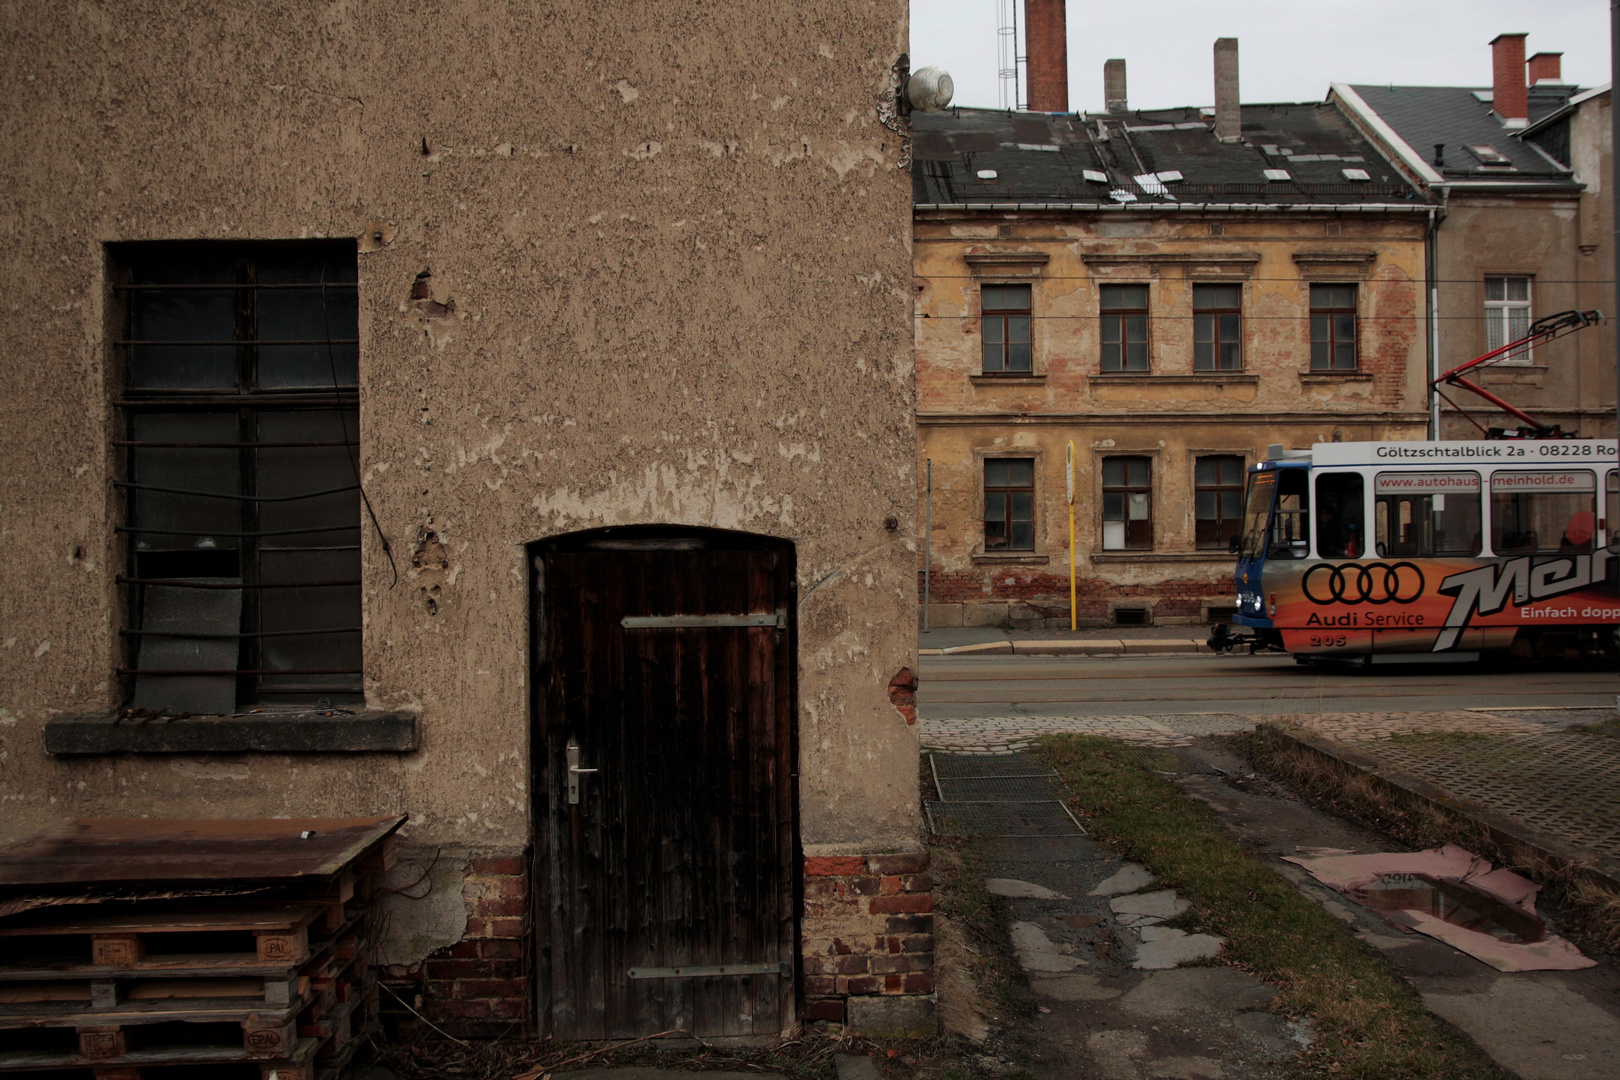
[530,527,798,1040]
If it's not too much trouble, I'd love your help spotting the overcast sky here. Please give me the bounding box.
[910,1,1613,113]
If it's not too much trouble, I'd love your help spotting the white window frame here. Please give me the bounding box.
[1485,275,1533,365]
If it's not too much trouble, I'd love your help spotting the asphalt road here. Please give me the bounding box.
[917,652,1620,719]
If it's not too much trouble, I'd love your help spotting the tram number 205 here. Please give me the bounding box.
[1308,634,1349,648]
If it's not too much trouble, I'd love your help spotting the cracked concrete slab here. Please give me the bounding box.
[1110,889,1190,920]
[1133,932,1225,970]
[987,877,1069,899]
[1090,862,1155,896]
[1011,921,1086,972]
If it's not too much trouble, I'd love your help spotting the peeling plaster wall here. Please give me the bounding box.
[0,2,918,857]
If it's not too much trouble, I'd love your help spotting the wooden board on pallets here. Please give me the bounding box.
[0,818,404,890]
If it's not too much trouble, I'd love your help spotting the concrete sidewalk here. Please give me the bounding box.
[919,624,1214,657]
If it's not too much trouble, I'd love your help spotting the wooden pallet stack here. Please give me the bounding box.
[0,816,405,1080]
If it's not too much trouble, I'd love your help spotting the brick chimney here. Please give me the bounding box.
[1024,0,1068,112]
[1527,51,1563,85]
[1490,33,1528,126]
[1214,38,1240,142]
[1104,59,1128,112]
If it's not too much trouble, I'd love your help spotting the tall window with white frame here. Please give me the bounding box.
[1100,285,1150,372]
[1102,456,1152,550]
[112,241,363,716]
[1193,284,1242,371]
[1485,276,1532,362]
[1309,283,1358,371]
[983,458,1035,551]
[981,284,1032,373]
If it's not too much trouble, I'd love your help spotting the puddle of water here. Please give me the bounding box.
[1349,873,1544,944]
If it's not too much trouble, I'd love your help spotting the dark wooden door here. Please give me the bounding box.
[531,528,798,1040]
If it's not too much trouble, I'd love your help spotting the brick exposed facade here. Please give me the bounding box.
[800,853,935,1028]
[382,855,532,1040]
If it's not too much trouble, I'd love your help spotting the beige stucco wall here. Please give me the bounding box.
[914,209,1428,625]
[0,3,918,854]
[1433,192,1614,439]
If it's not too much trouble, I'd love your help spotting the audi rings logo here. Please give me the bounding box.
[1302,562,1426,606]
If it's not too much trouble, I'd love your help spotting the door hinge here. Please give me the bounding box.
[627,961,791,979]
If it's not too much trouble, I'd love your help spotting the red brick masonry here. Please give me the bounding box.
[383,854,531,1040]
[801,852,934,1027]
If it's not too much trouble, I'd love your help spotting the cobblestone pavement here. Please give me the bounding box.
[916,709,1566,753]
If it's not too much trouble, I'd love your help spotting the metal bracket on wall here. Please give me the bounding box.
[627,962,791,979]
[621,609,786,630]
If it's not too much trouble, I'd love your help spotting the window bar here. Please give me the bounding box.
[113,440,359,448]
[120,627,362,639]
[115,668,363,676]
[114,338,360,346]
[117,577,361,589]
[117,525,358,537]
[113,480,360,501]
[113,282,359,290]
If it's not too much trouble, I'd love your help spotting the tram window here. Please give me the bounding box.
[1239,471,1275,558]
[1607,472,1617,546]
[1490,470,1597,554]
[1268,469,1310,559]
[1374,472,1482,557]
[1314,472,1364,559]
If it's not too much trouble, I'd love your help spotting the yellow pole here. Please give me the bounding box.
[1066,441,1076,631]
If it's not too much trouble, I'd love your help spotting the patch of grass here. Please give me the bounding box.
[1036,734,1508,1080]
[1574,716,1620,738]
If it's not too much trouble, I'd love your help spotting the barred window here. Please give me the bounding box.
[113,242,362,715]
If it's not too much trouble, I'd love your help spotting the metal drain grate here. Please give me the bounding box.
[926,752,1086,838]
[925,800,1087,838]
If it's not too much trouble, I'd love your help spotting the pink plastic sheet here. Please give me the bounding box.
[1283,844,1595,972]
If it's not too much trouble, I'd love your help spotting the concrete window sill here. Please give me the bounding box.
[1091,374,1258,385]
[970,374,1046,386]
[1090,551,1235,563]
[970,551,1051,566]
[1299,372,1374,381]
[44,711,419,755]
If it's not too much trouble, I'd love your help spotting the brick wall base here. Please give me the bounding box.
[381,853,532,1040]
[802,852,936,1037]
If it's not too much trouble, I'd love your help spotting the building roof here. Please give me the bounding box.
[913,103,1422,207]
[1343,83,1580,187]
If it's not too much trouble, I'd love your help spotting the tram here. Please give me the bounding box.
[1224,439,1620,662]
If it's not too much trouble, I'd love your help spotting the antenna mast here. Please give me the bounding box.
[996,0,1023,110]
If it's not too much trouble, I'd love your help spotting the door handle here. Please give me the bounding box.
[565,738,597,805]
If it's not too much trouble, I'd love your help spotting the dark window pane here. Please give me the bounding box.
[257,412,362,547]
[984,495,1006,522]
[1010,520,1034,549]
[1008,342,1032,371]
[1103,458,1123,486]
[1219,313,1240,341]
[1101,315,1122,345]
[130,413,243,554]
[258,286,359,388]
[129,288,236,389]
[1101,284,1148,310]
[1335,341,1356,369]
[1218,340,1241,370]
[983,284,1030,311]
[1196,458,1217,485]
[1006,459,1034,485]
[1007,315,1030,344]
[1101,342,1121,371]
[1194,341,1214,370]
[1011,490,1034,520]
[1196,490,1216,519]
[1103,491,1124,519]
[983,318,1004,344]
[1127,458,1149,486]
[1221,490,1242,518]
[982,340,1004,371]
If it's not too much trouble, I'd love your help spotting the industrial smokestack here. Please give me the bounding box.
[1024,0,1069,112]
[1104,58,1128,113]
[1214,38,1240,142]
[1491,33,1528,125]
[1527,51,1563,85]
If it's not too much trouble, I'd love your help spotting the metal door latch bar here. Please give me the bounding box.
[627,962,790,979]
[621,609,786,630]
